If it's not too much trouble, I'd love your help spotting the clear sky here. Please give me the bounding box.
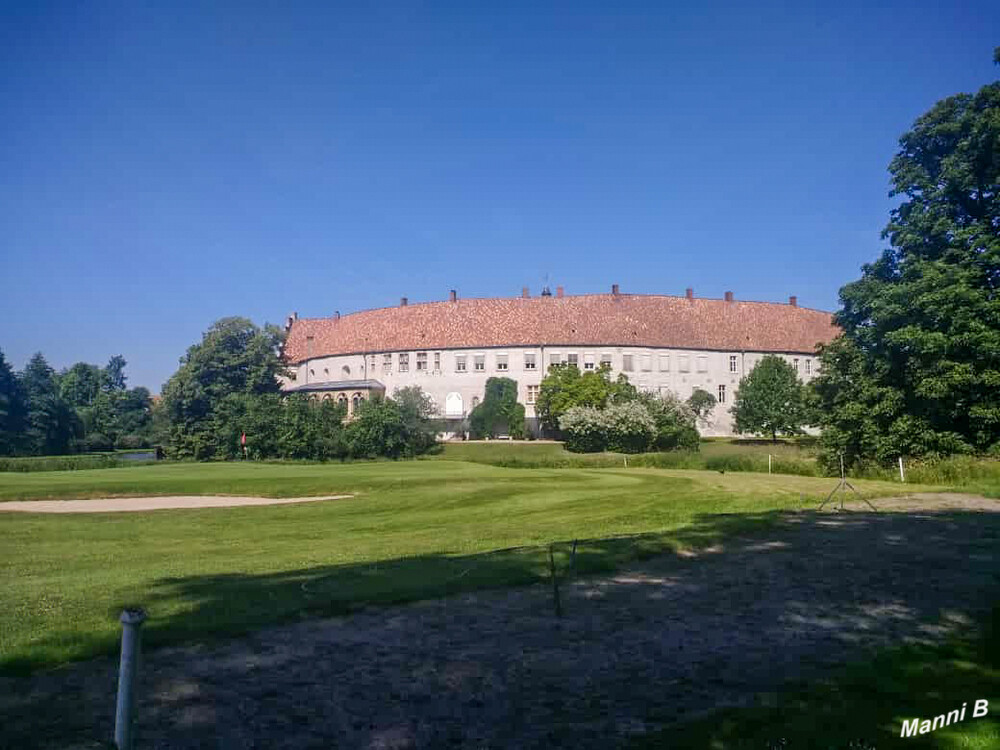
[1,1,997,391]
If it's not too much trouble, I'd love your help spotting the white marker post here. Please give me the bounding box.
[115,608,147,750]
[899,456,905,483]
[768,454,772,474]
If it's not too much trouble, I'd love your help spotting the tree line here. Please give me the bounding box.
[0,351,154,456]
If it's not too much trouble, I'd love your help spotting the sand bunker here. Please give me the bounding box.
[0,494,353,513]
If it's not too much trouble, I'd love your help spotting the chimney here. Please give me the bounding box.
[400,297,408,307]
[541,286,552,297]
[522,287,530,298]
[724,291,733,302]
[612,283,620,296]
[556,286,564,298]
[334,311,340,321]
[449,289,457,302]
[789,295,798,307]
[293,312,298,321]
[686,287,694,301]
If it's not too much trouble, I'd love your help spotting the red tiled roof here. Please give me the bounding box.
[282,294,839,364]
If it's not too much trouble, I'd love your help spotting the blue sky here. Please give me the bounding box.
[1,1,997,391]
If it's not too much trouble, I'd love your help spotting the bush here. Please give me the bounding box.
[559,406,610,453]
[0,453,152,472]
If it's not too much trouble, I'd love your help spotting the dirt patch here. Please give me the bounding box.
[0,495,354,513]
[2,494,998,749]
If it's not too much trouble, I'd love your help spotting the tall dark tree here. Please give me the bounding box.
[0,349,28,455]
[19,353,79,455]
[161,317,285,459]
[814,65,1000,463]
[101,354,128,393]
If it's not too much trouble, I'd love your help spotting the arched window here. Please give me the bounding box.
[322,393,332,401]
[337,395,348,409]
[352,393,363,412]
[445,392,464,417]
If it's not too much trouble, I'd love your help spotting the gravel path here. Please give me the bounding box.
[0,494,353,513]
[2,495,998,749]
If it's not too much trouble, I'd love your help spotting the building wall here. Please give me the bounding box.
[283,345,820,437]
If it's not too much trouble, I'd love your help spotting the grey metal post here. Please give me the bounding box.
[115,608,147,750]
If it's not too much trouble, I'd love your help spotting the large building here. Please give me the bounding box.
[280,286,839,437]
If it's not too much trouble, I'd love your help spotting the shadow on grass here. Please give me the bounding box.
[2,508,999,749]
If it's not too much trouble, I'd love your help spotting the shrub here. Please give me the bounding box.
[559,406,610,453]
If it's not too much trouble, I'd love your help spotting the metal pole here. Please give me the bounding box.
[115,608,147,750]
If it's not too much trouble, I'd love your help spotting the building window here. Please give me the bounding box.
[622,354,634,372]
[337,395,348,408]
[342,365,351,377]
[549,352,561,368]
[641,354,652,372]
[524,353,537,370]
[455,355,467,372]
[526,384,539,404]
[678,355,690,373]
[729,355,738,373]
[805,358,811,375]
[434,352,441,371]
[474,354,485,371]
[696,356,708,373]
[383,354,392,371]
[566,353,578,368]
[793,358,800,373]
[398,353,409,372]
[600,353,612,368]
[416,352,428,371]
[659,354,670,372]
[718,384,726,404]
[584,353,595,371]
[496,353,508,371]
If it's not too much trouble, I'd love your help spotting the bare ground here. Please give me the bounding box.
[2,494,999,749]
[0,495,353,513]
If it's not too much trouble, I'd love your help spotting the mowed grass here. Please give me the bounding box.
[0,460,924,674]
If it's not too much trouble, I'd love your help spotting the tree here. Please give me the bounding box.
[392,386,439,453]
[469,377,526,439]
[102,355,128,392]
[59,363,103,408]
[0,349,27,455]
[687,388,717,428]
[814,65,1000,463]
[19,353,79,455]
[345,397,410,459]
[639,390,701,451]
[161,317,285,459]
[535,363,636,432]
[731,356,807,442]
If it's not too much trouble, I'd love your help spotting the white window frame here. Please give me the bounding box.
[696,356,708,373]
[659,354,670,372]
[678,355,690,373]
[455,354,467,373]
[622,354,634,372]
[398,353,409,372]
[474,354,485,372]
[717,384,726,404]
[496,353,509,371]
[383,353,392,371]
[583,353,595,371]
[526,384,539,404]
[641,353,652,372]
[524,352,537,371]
[729,355,738,373]
[416,352,428,371]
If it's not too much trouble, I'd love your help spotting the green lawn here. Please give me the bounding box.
[0,460,923,673]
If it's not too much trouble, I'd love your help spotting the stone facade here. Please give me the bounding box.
[280,288,834,438]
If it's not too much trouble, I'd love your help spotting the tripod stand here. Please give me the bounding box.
[818,454,878,512]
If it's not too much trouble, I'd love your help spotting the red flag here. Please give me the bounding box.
[240,432,246,446]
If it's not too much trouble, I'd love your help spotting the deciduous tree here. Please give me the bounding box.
[731,356,807,443]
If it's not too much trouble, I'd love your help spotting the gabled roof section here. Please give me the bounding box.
[283,294,839,364]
